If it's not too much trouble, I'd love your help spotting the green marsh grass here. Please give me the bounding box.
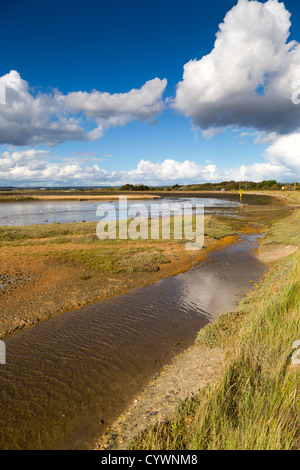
[0,216,236,246]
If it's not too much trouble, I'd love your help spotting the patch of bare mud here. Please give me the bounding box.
[96,345,224,450]
[257,245,298,264]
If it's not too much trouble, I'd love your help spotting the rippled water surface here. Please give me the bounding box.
[0,232,265,449]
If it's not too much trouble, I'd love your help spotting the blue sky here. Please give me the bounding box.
[0,0,300,186]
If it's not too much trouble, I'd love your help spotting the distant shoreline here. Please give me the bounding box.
[31,194,161,201]
[0,194,162,202]
[0,190,284,205]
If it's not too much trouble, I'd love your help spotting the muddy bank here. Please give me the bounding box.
[0,235,235,340]
[152,191,279,206]
[257,244,298,263]
[0,193,161,203]
[97,345,225,450]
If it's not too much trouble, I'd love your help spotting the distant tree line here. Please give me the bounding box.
[173,180,281,191]
[119,180,299,191]
[176,180,298,191]
[120,184,150,191]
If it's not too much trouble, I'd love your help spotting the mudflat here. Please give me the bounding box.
[0,217,237,339]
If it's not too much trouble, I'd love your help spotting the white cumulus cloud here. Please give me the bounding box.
[0,71,85,146]
[0,150,293,187]
[265,132,300,174]
[172,0,300,181]
[174,0,300,136]
[0,71,167,146]
[65,78,167,140]
[0,149,110,185]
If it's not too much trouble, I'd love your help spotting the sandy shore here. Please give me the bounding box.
[97,345,225,450]
[29,194,161,201]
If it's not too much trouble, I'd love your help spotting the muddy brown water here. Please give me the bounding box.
[0,232,266,450]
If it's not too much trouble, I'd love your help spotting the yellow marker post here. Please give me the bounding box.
[238,189,244,202]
